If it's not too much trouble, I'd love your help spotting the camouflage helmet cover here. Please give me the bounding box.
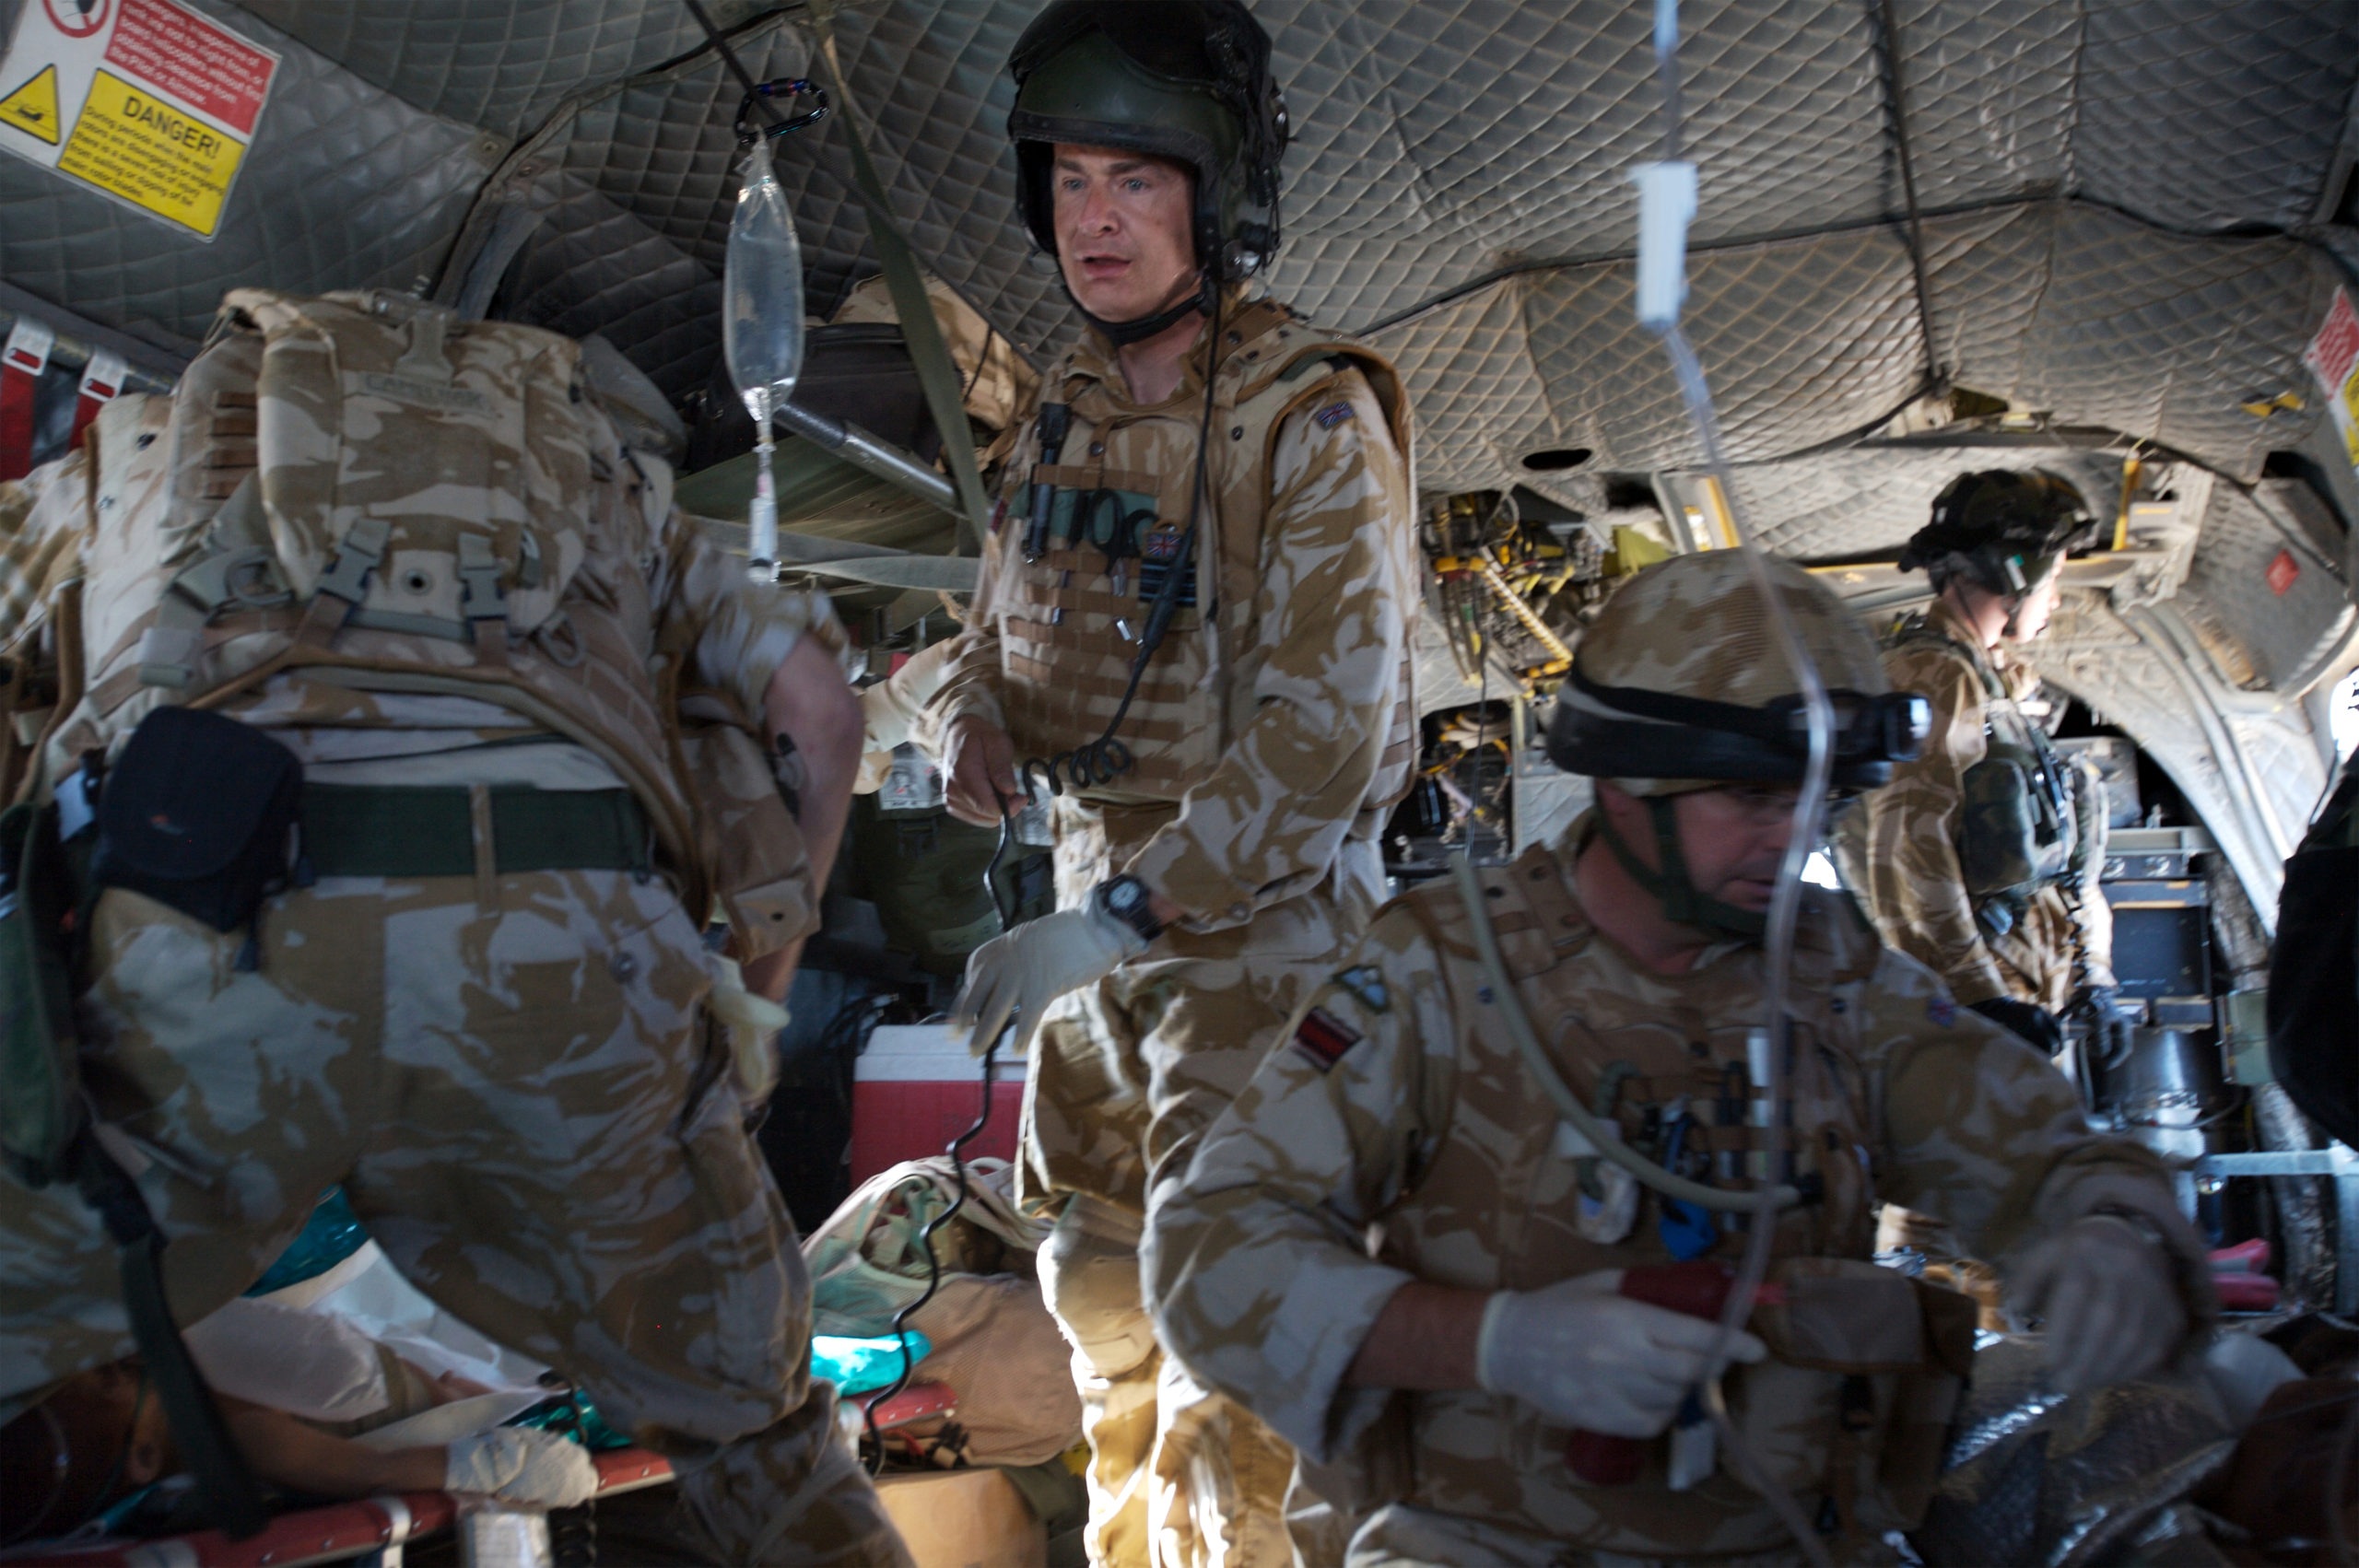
[1547,549,1923,795]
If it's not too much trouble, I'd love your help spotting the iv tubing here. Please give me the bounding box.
[1643,3,1837,1559]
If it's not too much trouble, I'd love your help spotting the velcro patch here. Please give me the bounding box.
[1333,964,1390,1012]
[1293,1007,1362,1071]
[1313,401,1355,429]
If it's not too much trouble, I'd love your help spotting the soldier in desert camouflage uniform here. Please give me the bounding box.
[0,290,905,1563]
[1831,470,2114,1054]
[921,5,1417,1563]
[1146,552,2210,1566]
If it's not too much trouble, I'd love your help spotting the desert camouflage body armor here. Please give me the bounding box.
[1886,613,2089,938]
[13,290,816,943]
[1146,832,2206,1561]
[1352,848,1973,1553]
[992,298,1417,806]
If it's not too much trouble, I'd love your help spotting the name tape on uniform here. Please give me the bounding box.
[0,0,278,241]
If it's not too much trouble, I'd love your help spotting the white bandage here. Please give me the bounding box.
[443,1428,599,1509]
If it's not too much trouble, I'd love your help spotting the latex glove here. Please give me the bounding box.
[954,906,1145,1058]
[2010,1213,2189,1393]
[1475,1270,1768,1437]
[1969,996,2065,1057]
[444,1428,599,1509]
[708,954,790,1107]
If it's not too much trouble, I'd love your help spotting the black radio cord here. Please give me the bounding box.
[861,800,1022,1473]
[1023,285,1229,799]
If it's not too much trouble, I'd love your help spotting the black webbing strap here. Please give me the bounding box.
[73,1133,269,1539]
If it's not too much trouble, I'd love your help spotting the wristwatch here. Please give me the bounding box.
[1092,873,1167,945]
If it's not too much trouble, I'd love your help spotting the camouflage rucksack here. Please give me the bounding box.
[45,289,708,904]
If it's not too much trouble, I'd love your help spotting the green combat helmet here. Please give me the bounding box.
[1898,469,2098,634]
[1007,0,1289,340]
[1545,550,1930,937]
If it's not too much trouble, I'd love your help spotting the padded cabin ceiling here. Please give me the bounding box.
[6,0,2353,479]
[3,0,2356,895]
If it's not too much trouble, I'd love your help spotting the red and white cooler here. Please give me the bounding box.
[850,1023,1027,1182]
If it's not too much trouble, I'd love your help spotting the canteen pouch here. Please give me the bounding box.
[0,798,85,1187]
[1957,740,2069,900]
[1727,1258,1978,1535]
[90,707,301,936]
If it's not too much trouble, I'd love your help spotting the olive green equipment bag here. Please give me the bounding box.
[850,789,1050,977]
[0,747,270,1539]
[1898,622,2076,931]
[1956,731,2072,904]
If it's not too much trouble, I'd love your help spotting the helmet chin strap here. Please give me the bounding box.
[1594,796,1768,942]
[1071,269,1215,346]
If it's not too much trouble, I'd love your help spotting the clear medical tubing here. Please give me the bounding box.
[1645,2,1838,1558]
[724,134,805,583]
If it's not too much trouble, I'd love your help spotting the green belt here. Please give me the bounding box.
[301,784,651,879]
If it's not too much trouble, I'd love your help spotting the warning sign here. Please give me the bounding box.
[0,64,60,145]
[2304,288,2359,480]
[0,0,276,241]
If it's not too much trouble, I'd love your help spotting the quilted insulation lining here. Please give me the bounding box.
[0,0,2353,893]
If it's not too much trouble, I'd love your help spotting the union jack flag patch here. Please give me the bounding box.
[1293,1007,1362,1071]
[1927,994,1959,1028]
[1313,401,1355,429]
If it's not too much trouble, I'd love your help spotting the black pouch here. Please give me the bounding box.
[91,708,302,955]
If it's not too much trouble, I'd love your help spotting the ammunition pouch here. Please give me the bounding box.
[677,694,817,964]
[1731,1258,1980,1537]
[1958,736,2071,907]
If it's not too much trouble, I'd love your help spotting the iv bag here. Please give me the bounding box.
[723,135,804,579]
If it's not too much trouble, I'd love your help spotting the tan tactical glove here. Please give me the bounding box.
[2010,1211,2195,1393]
[953,906,1145,1058]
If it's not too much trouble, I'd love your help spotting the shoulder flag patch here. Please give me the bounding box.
[1314,401,1355,429]
[1333,964,1390,1012]
[1293,1007,1362,1072]
[1927,994,1959,1028]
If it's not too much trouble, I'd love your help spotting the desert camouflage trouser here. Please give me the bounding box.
[0,871,907,1567]
[1022,841,1375,1568]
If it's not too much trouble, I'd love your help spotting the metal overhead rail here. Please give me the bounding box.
[769,399,959,517]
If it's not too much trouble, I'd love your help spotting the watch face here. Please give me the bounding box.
[1107,880,1141,911]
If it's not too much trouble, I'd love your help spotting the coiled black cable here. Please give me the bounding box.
[861,803,1022,1473]
[1023,286,1229,797]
